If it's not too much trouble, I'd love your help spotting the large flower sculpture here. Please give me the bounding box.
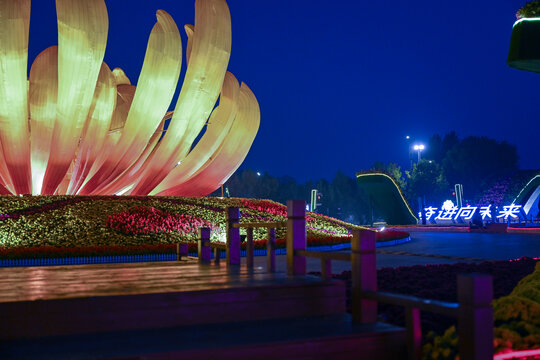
[0,0,260,196]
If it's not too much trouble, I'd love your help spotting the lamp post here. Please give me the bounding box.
[413,144,425,162]
[406,135,413,169]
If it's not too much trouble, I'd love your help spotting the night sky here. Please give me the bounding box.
[28,0,538,181]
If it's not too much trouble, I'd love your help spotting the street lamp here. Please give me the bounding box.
[413,144,425,162]
[405,135,413,169]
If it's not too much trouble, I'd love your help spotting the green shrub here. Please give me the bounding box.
[517,1,540,19]
[422,326,458,360]
[422,263,540,358]
[493,262,540,352]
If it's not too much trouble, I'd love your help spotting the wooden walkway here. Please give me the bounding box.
[0,201,496,360]
[0,259,334,302]
[0,260,344,337]
[0,260,406,359]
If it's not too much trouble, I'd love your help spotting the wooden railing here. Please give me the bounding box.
[179,199,493,360]
[175,228,226,264]
[175,207,287,272]
[290,211,493,360]
[286,200,492,360]
[232,222,285,272]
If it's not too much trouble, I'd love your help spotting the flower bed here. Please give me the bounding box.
[0,232,409,260]
[0,196,408,258]
[0,195,410,259]
[106,206,215,236]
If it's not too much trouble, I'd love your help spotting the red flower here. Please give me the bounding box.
[106,206,215,236]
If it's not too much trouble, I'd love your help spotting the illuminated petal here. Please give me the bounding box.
[108,85,135,133]
[0,0,31,193]
[185,24,194,65]
[29,46,58,195]
[97,114,169,195]
[79,84,135,190]
[67,62,117,194]
[0,183,11,195]
[130,0,232,195]
[0,0,259,196]
[79,10,182,195]
[0,148,12,194]
[155,82,260,196]
[54,160,74,195]
[112,68,131,86]
[0,145,15,194]
[150,71,239,195]
[41,0,108,194]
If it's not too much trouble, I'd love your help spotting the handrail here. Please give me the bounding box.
[232,221,286,229]
[294,249,350,262]
[210,242,226,250]
[219,202,493,360]
[360,290,459,318]
[194,201,493,360]
[225,207,281,272]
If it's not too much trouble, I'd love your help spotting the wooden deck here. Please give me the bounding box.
[0,259,337,303]
[0,260,406,359]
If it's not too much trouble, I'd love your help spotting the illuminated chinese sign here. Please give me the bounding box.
[418,203,526,224]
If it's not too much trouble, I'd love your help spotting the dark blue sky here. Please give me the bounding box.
[29,1,538,181]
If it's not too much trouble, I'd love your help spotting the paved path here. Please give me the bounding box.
[252,231,540,274]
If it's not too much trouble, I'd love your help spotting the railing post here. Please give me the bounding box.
[246,227,254,269]
[457,274,493,360]
[321,259,332,280]
[286,200,306,276]
[351,229,377,323]
[405,307,422,360]
[226,207,241,267]
[176,243,188,261]
[267,227,276,272]
[198,227,211,264]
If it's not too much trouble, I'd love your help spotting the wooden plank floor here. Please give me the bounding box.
[0,260,322,302]
[0,261,407,360]
[0,260,346,339]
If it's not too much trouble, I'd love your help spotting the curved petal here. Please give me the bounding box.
[41,0,108,194]
[0,183,11,195]
[54,160,75,195]
[79,10,182,195]
[150,71,239,195]
[0,0,31,193]
[184,24,194,65]
[29,46,59,195]
[67,62,117,194]
[0,144,15,194]
[155,82,260,196]
[130,0,232,195]
[112,68,131,86]
[78,84,135,190]
[96,114,169,195]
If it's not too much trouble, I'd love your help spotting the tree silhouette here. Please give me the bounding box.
[442,136,518,202]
